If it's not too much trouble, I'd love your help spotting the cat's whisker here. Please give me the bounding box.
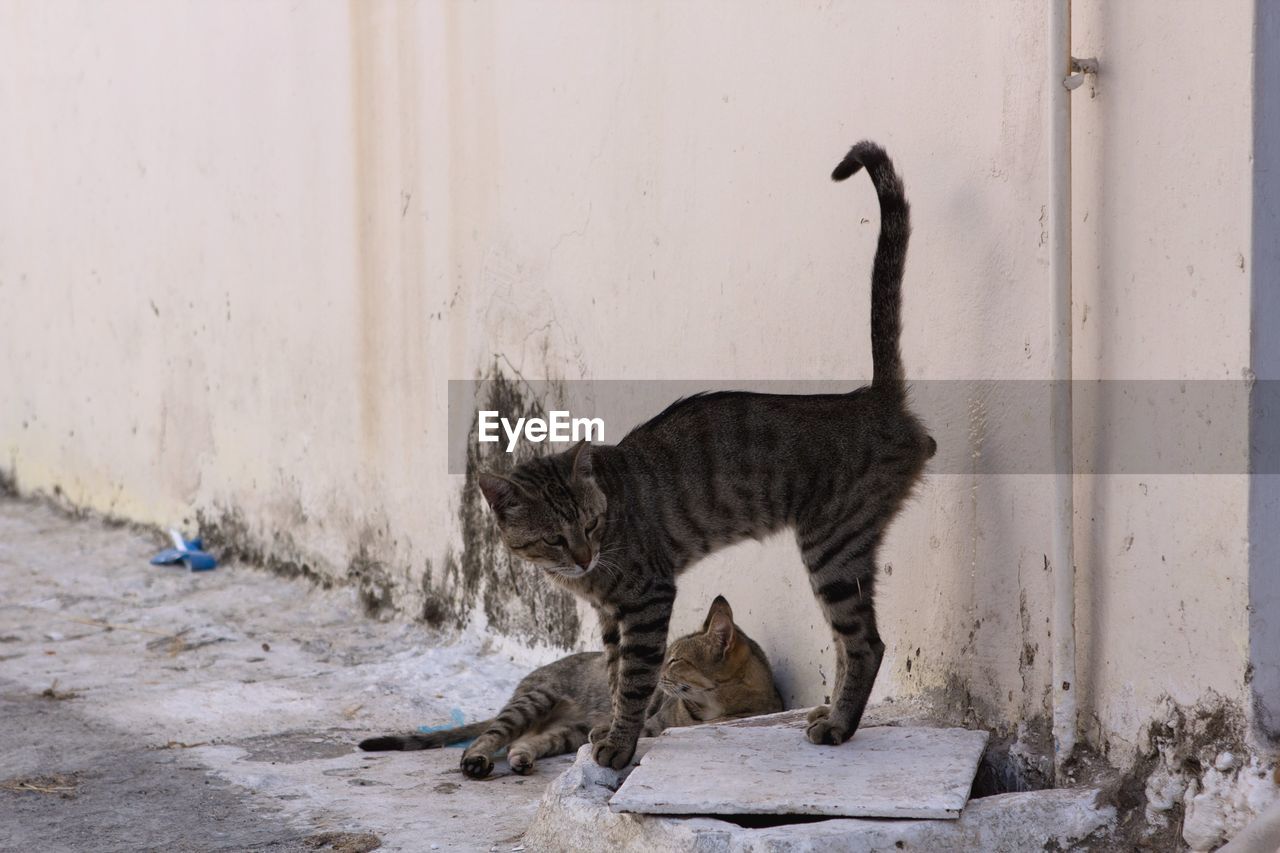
[592,558,625,584]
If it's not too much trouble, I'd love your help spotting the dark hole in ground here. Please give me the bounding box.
[969,737,1053,799]
[674,813,846,829]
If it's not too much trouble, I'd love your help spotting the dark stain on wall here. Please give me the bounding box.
[197,505,335,590]
[347,543,395,619]
[420,549,466,629]
[419,556,454,628]
[930,671,1055,796]
[199,505,404,621]
[130,365,583,648]
[443,367,582,649]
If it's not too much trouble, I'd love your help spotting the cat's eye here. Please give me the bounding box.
[542,534,568,547]
[585,517,601,536]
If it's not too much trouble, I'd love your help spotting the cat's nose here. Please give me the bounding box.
[572,547,592,569]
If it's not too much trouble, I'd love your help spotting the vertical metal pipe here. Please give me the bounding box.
[1048,0,1078,778]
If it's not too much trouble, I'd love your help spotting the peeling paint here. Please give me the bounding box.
[1087,693,1277,851]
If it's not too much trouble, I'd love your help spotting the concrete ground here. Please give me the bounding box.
[0,498,571,852]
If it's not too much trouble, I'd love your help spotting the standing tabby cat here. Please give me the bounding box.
[478,141,933,769]
[359,596,781,778]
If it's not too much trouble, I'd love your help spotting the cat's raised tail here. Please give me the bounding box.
[832,141,911,395]
[358,719,492,751]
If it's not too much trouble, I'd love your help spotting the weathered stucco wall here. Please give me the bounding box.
[0,0,1270,796]
[1069,0,1257,763]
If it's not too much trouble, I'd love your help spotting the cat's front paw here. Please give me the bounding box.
[805,716,850,746]
[461,753,494,779]
[591,733,637,770]
[588,724,611,745]
[508,750,535,776]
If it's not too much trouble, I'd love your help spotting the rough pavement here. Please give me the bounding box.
[0,498,572,852]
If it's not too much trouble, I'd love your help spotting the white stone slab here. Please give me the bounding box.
[529,741,1114,853]
[609,709,989,820]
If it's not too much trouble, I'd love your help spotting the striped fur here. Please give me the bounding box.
[358,597,780,778]
[479,141,933,769]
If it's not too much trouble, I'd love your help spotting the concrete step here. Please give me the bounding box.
[527,735,1115,852]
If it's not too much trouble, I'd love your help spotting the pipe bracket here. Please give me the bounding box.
[1064,56,1099,91]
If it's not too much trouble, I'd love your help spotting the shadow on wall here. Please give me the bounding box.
[1250,0,1280,746]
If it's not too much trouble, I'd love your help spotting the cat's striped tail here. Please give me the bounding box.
[832,141,911,395]
[358,719,492,751]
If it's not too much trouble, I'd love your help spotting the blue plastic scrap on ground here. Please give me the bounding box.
[150,529,218,572]
[419,708,472,748]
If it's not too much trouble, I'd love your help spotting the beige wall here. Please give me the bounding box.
[0,0,1265,764]
[1070,1,1257,756]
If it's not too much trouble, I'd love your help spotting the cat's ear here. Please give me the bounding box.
[704,595,736,657]
[569,440,594,480]
[478,472,521,516]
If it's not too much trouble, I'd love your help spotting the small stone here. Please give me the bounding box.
[1214,751,1236,772]
[1182,788,1227,851]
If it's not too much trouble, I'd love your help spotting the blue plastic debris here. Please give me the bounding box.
[418,707,472,748]
[150,529,218,572]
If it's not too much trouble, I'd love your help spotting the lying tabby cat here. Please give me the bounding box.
[476,141,934,769]
[359,596,781,778]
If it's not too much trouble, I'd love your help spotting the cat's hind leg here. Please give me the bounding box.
[506,720,591,775]
[460,688,558,779]
[797,514,885,746]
